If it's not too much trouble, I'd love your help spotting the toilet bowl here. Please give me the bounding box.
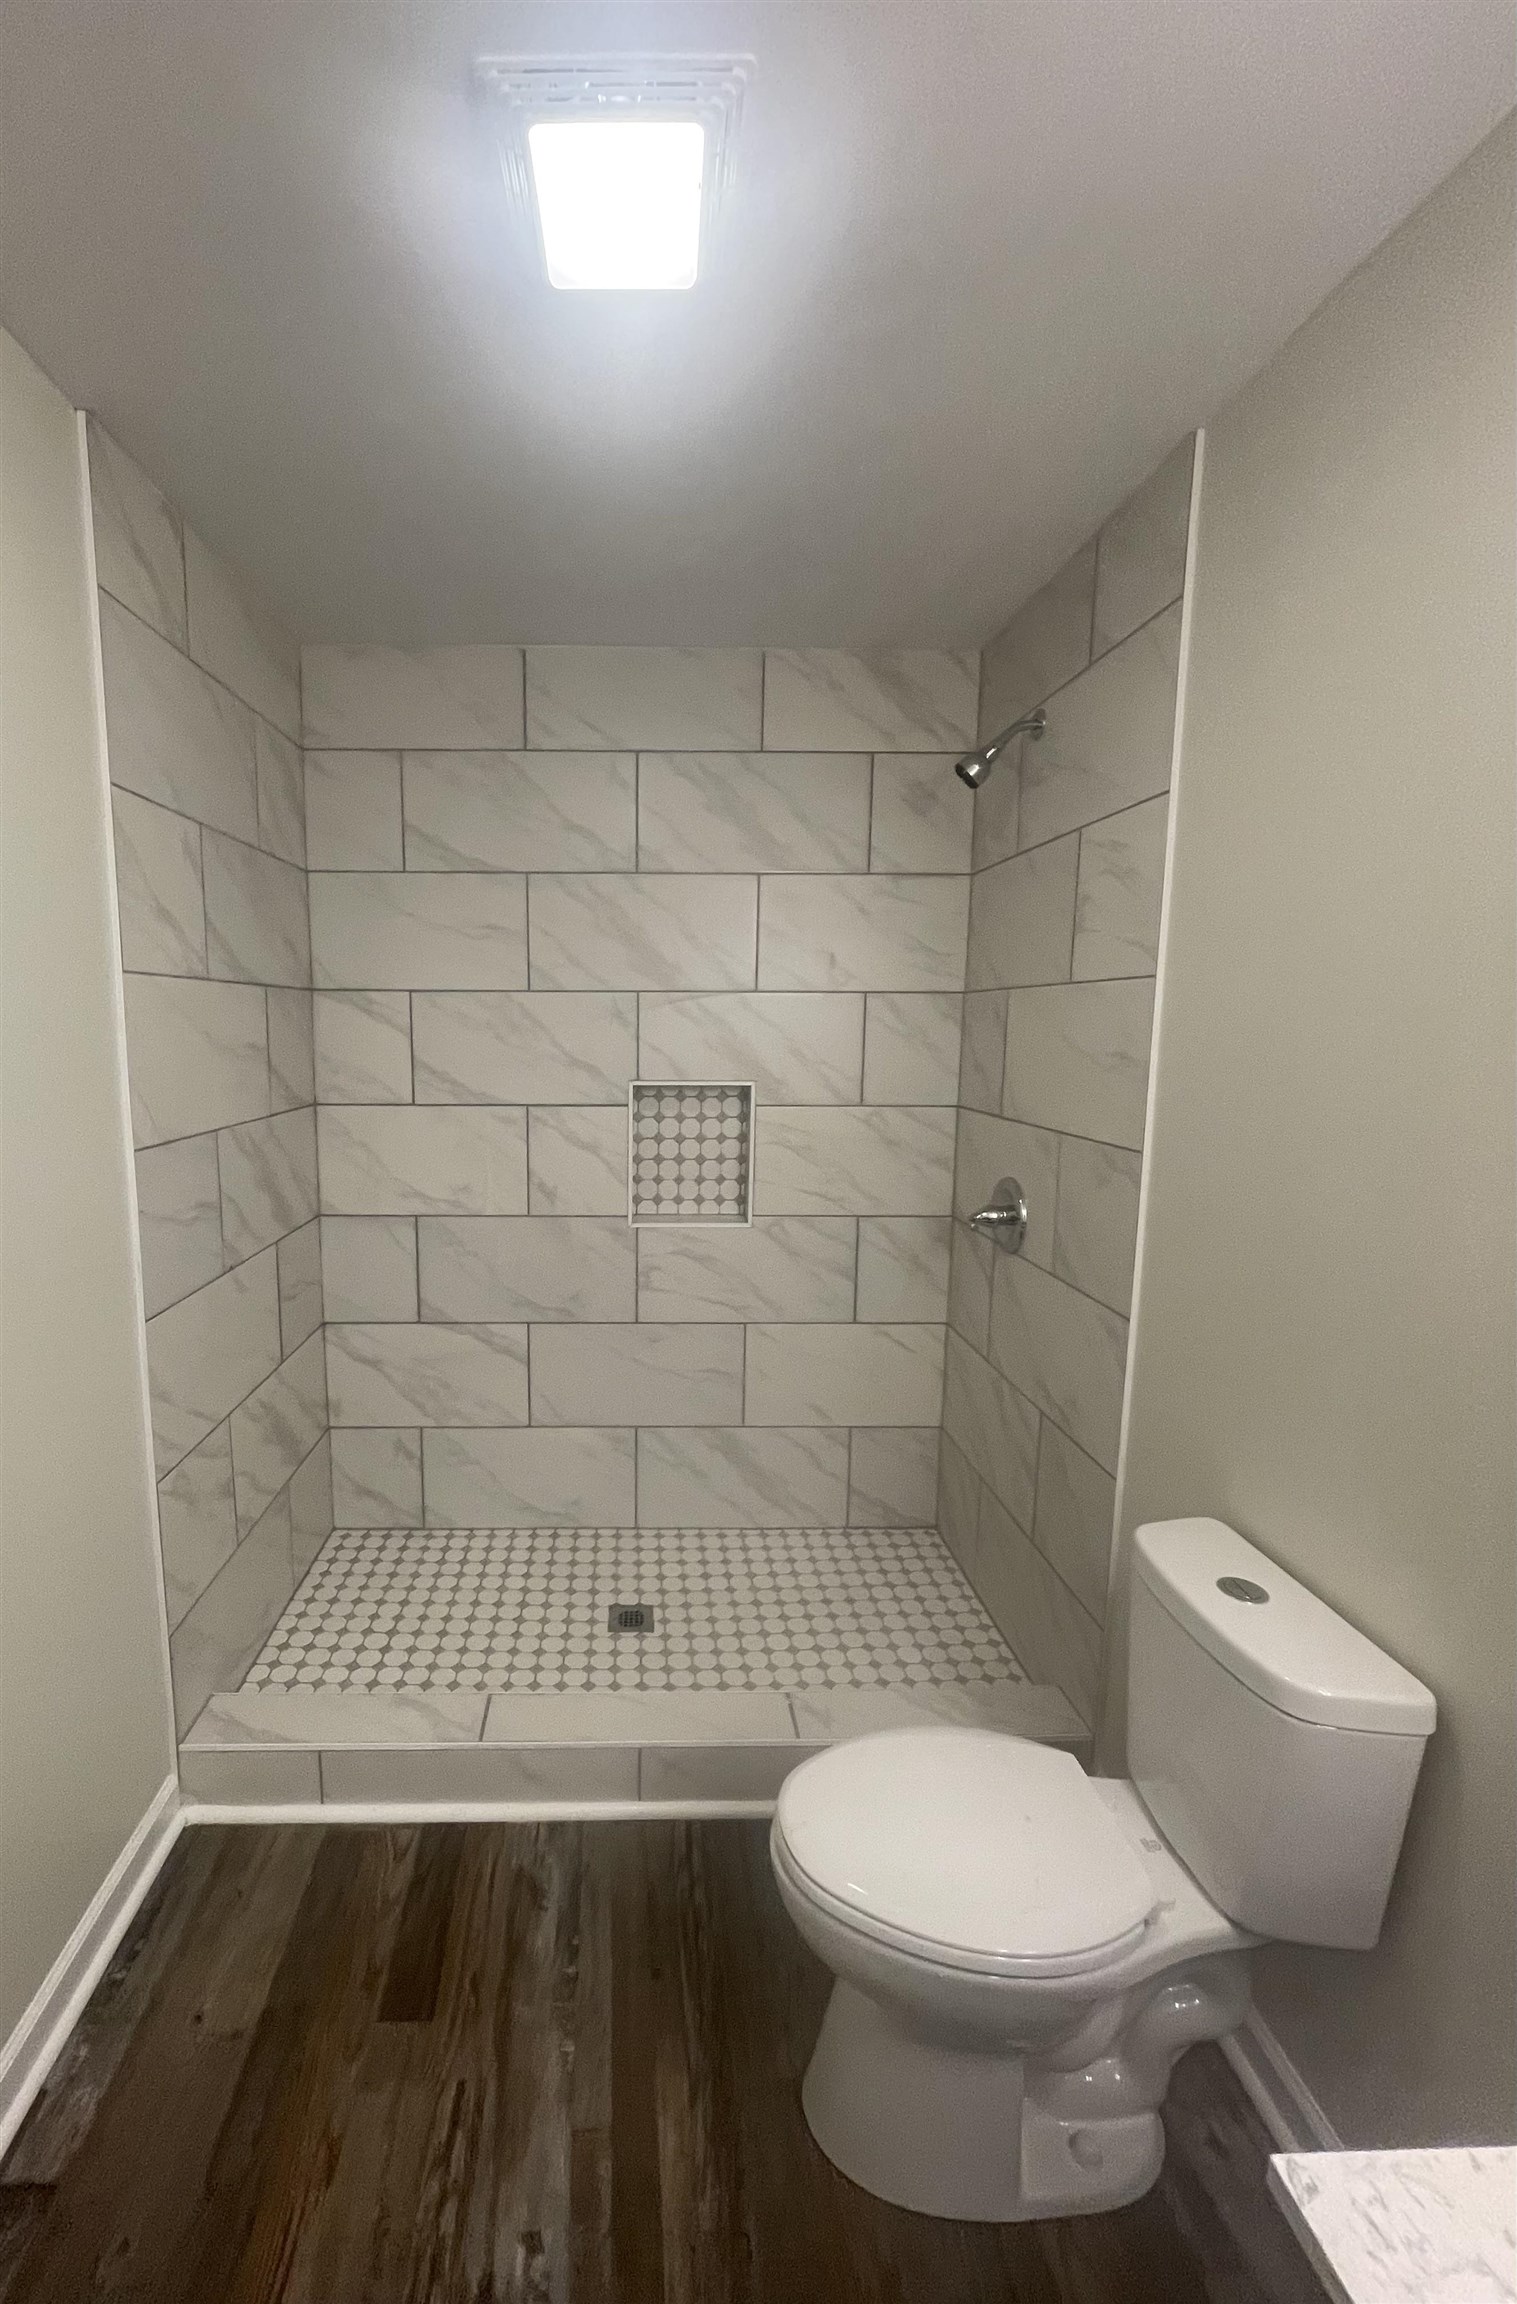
[771,1517,1436,2221]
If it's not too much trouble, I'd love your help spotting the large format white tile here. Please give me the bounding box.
[331,1425,423,1525]
[327,1321,528,1427]
[304,751,404,869]
[289,1432,334,1576]
[1052,1136,1142,1315]
[979,540,1096,734]
[1072,794,1169,981]
[1002,979,1155,1149]
[112,789,206,976]
[869,755,973,872]
[267,989,315,1110]
[988,1255,1127,1474]
[310,872,527,990]
[637,752,870,872]
[639,1747,804,1802]
[483,1690,796,1744]
[947,1218,994,1354]
[313,989,413,1104]
[763,651,977,751]
[1092,437,1193,655]
[99,592,257,842]
[229,1332,327,1532]
[1017,603,1181,849]
[527,1106,626,1214]
[135,1135,223,1317]
[959,988,1008,1112]
[405,750,635,870]
[936,1429,982,1573]
[753,1105,955,1216]
[203,833,310,987]
[169,1489,295,1734]
[855,1216,951,1321]
[1032,1421,1116,1623]
[975,1491,1102,1726]
[525,646,762,749]
[758,875,968,993]
[320,1746,639,1802]
[531,1322,743,1426]
[157,1422,238,1630]
[638,991,862,1103]
[277,1220,324,1354]
[255,724,305,867]
[218,1106,319,1261]
[87,420,185,646]
[744,1323,944,1427]
[941,1329,1038,1528]
[636,1216,855,1321]
[971,753,1022,873]
[847,1427,940,1527]
[861,991,962,1104]
[318,1105,527,1215]
[412,990,636,1103]
[188,1686,487,1746]
[423,1427,635,1526]
[302,644,524,748]
[184,527,300,737]
[124,975,269,1147]
[321,1215,418,1321]
[953,1111,1058,1266]
[418,1215,635,1321]
[967,836,1078,991]
[528,874,756,991]
[635,1428,849,1526]
[179,1748,322,1805]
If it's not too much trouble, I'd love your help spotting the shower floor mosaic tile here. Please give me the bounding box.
[241,1525,1022,1698]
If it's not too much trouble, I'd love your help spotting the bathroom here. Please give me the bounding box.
[0,5,1512,2296]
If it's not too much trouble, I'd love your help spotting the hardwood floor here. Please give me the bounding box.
[0,1822,1327,2303]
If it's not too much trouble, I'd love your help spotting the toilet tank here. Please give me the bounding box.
[1128,1519,1435,1950]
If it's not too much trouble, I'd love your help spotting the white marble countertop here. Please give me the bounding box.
[1269,2147,1516,2304]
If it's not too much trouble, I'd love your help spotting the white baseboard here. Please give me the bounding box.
[183,1796,777,1826]
[1223,2008,1342,2152]
[0,1775,183,2161]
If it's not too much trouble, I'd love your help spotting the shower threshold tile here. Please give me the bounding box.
[482,1688,796,1745]
[184,1686,487,1747]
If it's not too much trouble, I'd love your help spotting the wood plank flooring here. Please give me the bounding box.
[0,1822,1327,2303]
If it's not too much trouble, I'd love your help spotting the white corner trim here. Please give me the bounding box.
[0,1774,183,2161]
[182,1796,778,1826]
[1222,2009,1343,2153]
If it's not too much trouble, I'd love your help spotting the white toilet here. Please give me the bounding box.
[770,1517,1435,2221]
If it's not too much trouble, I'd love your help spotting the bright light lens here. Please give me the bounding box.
[527,119,705,290]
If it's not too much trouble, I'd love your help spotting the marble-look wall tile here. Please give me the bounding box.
[745,1322,945,1428]
[636,1216,855,1322]
[289,1432,335,1576]
[179,1748,323,1803]
[203,832,310,987]
[1091,438,1193,656]
[267,989,315,1111]
[135,1134,223,1317]
[1072,793,1169,980]
[988,1255,1126,1473]
[636,1428,849,1527]
[525,646,762,750]
[959,988,1008,1112]
[313,989,413,1104]
[636,752,870,872]
[758,874,968,994]
[412,990,635,1104]
[321,1215,418,1321]
[418,1214,635,1323]
[528,873,757,991]
[1017,603,1181,850]
[531,1322,744,1427]
[169,1488,295,1734]
[112,790,206,976]
[255,724,306,868]
[941,1329,1038,1528]
[404,750,635,871]
[753,1105,955,1216]
[856,1216,951,1322]
[322,1745,637,1802]
[87,421,186,646]
[1002,979,1155,1150]
[967,836,1078,991]
[123,975,269,1147]
[527,1106,626,1214]
[331,1426,423,1527]
[184,529,300,738]
[861,991,963,1104]
[762,651,978,752]
[1052,1136,1142,1315]
[218,1106,319,1261]
[975,1490,1102,1724]
[146,1246,281,1475]
[952,1111,1058,1265]
[302,645,525,749]
[1032,1421,1116,1623]
[869,756,973,873]
[310,872,527,991]
[947,1218,993,1354]
[99,592,257,844]
[327,1321,529,1428]
[304,751,404,869]
[935,1429,982,1574]
[639,1746,801,1803]
[230,1332,327,1532]
[971,753,1021,873]
[848,1426,940,1527]
[424,1427,635,1526]
[277,1219,324,1354]
[638,991,862,1104]
[156,1423,237,1630]
[318,1105,527,1216]
[978,539,1096,736]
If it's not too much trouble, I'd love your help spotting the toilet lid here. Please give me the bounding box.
[775,1729,1157,1977]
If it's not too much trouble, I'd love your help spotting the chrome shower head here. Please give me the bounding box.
[954,707,1046,788]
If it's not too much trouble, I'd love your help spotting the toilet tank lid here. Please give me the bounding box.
[1133,1520,1436,1736]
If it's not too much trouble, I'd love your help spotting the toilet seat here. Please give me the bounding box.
[774,1727,1158,1979]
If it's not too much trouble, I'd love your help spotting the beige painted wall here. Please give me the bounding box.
[0,326,174,2046]
[1107,120,1515,2144]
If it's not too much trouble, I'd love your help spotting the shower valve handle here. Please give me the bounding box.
[969,1178,1028,1254]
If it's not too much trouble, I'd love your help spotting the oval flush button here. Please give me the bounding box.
[1217,1575,1269,1603]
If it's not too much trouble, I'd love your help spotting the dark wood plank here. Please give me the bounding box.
[379,1822,466,2024]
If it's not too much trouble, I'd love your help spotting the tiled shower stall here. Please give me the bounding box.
[90,418,1191,1800]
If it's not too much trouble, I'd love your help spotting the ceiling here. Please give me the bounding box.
[1,3,1510,647]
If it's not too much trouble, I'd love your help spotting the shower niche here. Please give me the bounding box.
[628,1081,754,1226]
